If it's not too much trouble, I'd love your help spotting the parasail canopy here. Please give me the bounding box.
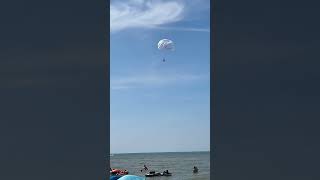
[157,39,175,51]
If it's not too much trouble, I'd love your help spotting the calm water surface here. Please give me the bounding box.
[110,151,210,180]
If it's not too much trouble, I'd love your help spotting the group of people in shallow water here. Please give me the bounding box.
[139,164,199,174]
[110,164,199,176]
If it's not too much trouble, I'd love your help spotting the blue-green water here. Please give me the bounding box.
[110,151,210,180]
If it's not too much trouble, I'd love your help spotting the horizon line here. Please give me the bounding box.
[110,150,210,155]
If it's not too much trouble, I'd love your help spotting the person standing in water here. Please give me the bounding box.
[193,166,199,173]
[140,164,148,172]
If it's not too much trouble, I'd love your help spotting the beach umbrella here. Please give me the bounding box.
[117,175,146,180]
[110,175,122,180]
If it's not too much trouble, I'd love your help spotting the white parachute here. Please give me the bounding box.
[158,39,175,50]
[157,39,174,62]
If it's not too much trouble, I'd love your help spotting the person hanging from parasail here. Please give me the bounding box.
[157,38,174,62]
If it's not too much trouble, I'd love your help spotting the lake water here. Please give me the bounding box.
[110,151,210,180]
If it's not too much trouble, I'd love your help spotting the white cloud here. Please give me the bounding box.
[152,26,210,32]
[111,73,204,90]
[111,0,185,32]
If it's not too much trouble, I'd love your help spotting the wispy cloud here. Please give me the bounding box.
[152,26,210,32]
[111,73,205,90]
[111,0,184,32]
[110,0,209,33]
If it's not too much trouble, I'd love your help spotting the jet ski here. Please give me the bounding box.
[145,171,161,177]
[160,170,172,176]
[160,172,172,176]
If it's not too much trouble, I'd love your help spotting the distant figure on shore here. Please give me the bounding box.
[193,166,198,173]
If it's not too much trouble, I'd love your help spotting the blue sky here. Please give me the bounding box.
[110,0,210,153]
